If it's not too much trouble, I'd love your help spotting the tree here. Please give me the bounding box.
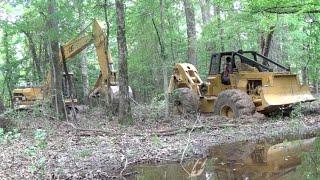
[214,4,224,52]
[47,0,67,120]
[116,0,131,124]
[183,0,197,65]
[76,0,89,101]
[260,26,276,57]
[198,0,211,25]
[2,25,14,107]
[23,31,42,81]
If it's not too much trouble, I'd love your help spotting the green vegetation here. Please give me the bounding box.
[0,127,20,144]
[0,0,319,178]
[0,0,319,105]
[24,129,48,177]
[303,138,320,179]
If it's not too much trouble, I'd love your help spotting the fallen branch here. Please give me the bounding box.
[180,114,200,175]
[94,171,138,179]
[127,157,180,166]
[120,155,128,179]
[129,96,139,105]
[149,125,204,137]
[63,121,236,137]
[62,122,124,136]
[213,123,238,128]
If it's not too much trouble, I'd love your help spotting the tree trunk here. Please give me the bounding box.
[198,0,211,25]
[104,0,110,49]
[80,46,89,99]
[3,29,13,107]
[47,0,67,120]
[77,0,89,101]
[260,34,265,54]
[150,0,170,119]
[23,31,42,81]
[160,0,169,119]
[263,26,275,57]
[302,67,308,85]
[214,5,224,52]
[260,26,275,65]
[42,39,51,84]
[316,71,319,95]
[183,0,197,65]
[116,0,131,124]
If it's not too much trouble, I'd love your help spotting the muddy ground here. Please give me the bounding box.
[1,101,320,179]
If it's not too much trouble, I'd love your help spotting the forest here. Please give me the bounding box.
[0,0,320,179]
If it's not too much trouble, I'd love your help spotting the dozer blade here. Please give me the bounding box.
[260,74,315,111]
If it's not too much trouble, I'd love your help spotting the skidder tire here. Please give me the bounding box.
[213,89,255,118]
[171,88,199,114]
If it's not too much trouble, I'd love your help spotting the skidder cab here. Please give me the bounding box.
[168,50,315,118]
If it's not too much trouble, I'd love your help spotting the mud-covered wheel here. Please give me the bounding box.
[213,89,256,118]
[170,88,199,114]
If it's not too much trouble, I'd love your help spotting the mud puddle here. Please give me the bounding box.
[133,137,318,180]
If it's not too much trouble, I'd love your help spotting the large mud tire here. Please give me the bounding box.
[213,89,256,118]
[170,88,199,114]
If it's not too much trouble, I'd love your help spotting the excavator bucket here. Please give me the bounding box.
[260,74,315,112]
[108,85,134,105]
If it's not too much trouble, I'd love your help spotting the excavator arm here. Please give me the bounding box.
[60,34,92,61]
[59,19,117,98]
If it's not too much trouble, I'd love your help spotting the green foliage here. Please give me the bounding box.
[0,128,20,144]
[34,129,48,149]
[291,103,303,119]
[77,149,93,158]
[0,0,319,105]
[302,137,320,179]
[151,134,162,148]
[271,113,282,122]
[25,129,48,177]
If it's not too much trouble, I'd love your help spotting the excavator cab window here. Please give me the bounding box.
[62,73,76,98]
[209,54,221,75]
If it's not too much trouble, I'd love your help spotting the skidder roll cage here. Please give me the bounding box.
[209,50,290,75]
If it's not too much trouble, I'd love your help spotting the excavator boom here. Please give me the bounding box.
[60,19,117,97]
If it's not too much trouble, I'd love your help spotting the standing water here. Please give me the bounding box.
[133,137,319,180]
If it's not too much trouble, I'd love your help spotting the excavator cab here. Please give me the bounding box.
[61,72,77,107]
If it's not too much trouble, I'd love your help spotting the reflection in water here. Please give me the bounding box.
[134,138,317,180]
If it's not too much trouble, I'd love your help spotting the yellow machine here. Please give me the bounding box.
[12,82,44,109]
[12,19,132,110]
[168,50,315,118]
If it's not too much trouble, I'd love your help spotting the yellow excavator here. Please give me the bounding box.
[168,50,315,118]
[12,19,132,110]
